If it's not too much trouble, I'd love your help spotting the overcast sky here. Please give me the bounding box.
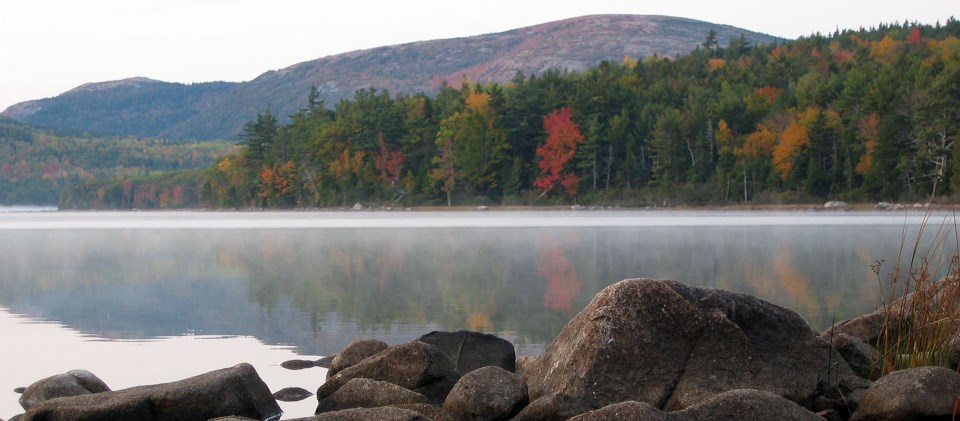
[1,0,956,111]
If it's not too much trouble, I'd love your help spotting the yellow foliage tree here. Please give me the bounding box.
[742,123,777,159]
[772,107,820,181]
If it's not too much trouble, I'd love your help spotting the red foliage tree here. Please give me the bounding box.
[373,133,405,187]
[535,107,584,197]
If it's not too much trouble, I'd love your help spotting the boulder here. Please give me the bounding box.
[208,418,258,421]
[18,369,110,410]
[508,393,592,421]
[669,389,822,420]
[392,403,445,420]
[21,363,281,421]
[418,330,516,375]
[293,407,433,420]
[440,366,527,421]
[327,338,389,379]
[851,366,960,421]
[826,333,879,380]
[282,359,322,370]
[825,276,960,366]
[568,390,822,421]
[316,341,459,405]
[567,401,665,421]
[273,386,314,402]
[315,378,429,414]
[523,279,867,411]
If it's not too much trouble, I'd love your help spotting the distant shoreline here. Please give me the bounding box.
[4,202,958,213]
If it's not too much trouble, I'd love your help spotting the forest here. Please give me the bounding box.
[43,19,960,208]
[0,117,235,206]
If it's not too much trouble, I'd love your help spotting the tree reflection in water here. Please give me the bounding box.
[0,219,936,356]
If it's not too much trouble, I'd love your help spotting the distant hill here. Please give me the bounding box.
[2,15,782,140]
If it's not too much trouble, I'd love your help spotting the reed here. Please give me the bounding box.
[872,212,960,377]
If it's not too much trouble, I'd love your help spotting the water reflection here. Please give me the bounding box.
[1,212,949,361]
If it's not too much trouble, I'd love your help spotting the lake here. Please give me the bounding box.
[0,209,955,419]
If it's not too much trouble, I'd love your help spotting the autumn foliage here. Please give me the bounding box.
[535,107,584,197]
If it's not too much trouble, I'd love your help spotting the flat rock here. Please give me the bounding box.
[21,363,280,421]
[290,406,433,420]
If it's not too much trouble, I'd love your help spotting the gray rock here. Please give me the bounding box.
[523,279,868,411]
[440,366,527,421]
[317,341,459,405]
[316,378,429,414]
[670,389,822,421]
[826,332,880,380]
[274,386,314,402]
[851,366,960,421]
[327,338,389,379]
[567,401,665,421]
[515,355,536,377]
[18,369,110,410]
[510,393,593,421]
[418,330,516,375]
[21,363,281,421]
[825,276,960,366]
[281,359,322,370]
[208,417,258,421]
[292,406,433,420]
[567,390,822,421]
[392,403,445,420]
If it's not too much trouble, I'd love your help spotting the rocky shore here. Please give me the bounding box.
[8,278,960,420]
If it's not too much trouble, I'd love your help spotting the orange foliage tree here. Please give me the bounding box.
[535,107,585,198]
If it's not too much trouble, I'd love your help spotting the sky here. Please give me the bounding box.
[0,0,956,111]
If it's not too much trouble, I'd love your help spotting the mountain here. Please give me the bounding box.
[2,15,782,140]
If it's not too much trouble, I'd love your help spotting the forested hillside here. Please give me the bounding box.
[3,15,779,141]
[63,19,960,209]
[0,118,235,206]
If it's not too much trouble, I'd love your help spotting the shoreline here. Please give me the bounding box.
[21,200,960,213]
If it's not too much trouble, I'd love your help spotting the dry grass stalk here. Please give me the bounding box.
[873,212,960,377]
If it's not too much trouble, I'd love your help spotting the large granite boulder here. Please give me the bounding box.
[315,378,429,414]
[523,279,867,412]
[418,330,516,375]
[21,363,280,421]
[316,341,459,406]
[440,366,528,421]
[851,366,960,421]
[18,369,110,410]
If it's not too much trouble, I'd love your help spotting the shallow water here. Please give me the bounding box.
[0,209,954,418]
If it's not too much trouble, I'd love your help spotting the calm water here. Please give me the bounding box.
[0,209,955,418]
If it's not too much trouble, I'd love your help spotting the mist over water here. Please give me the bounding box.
[0,210,954,419]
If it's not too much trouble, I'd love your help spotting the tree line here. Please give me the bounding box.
[63,18,960,208]
[0,118,234,206]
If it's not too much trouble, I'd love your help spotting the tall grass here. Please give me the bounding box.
[872,211,960,376]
